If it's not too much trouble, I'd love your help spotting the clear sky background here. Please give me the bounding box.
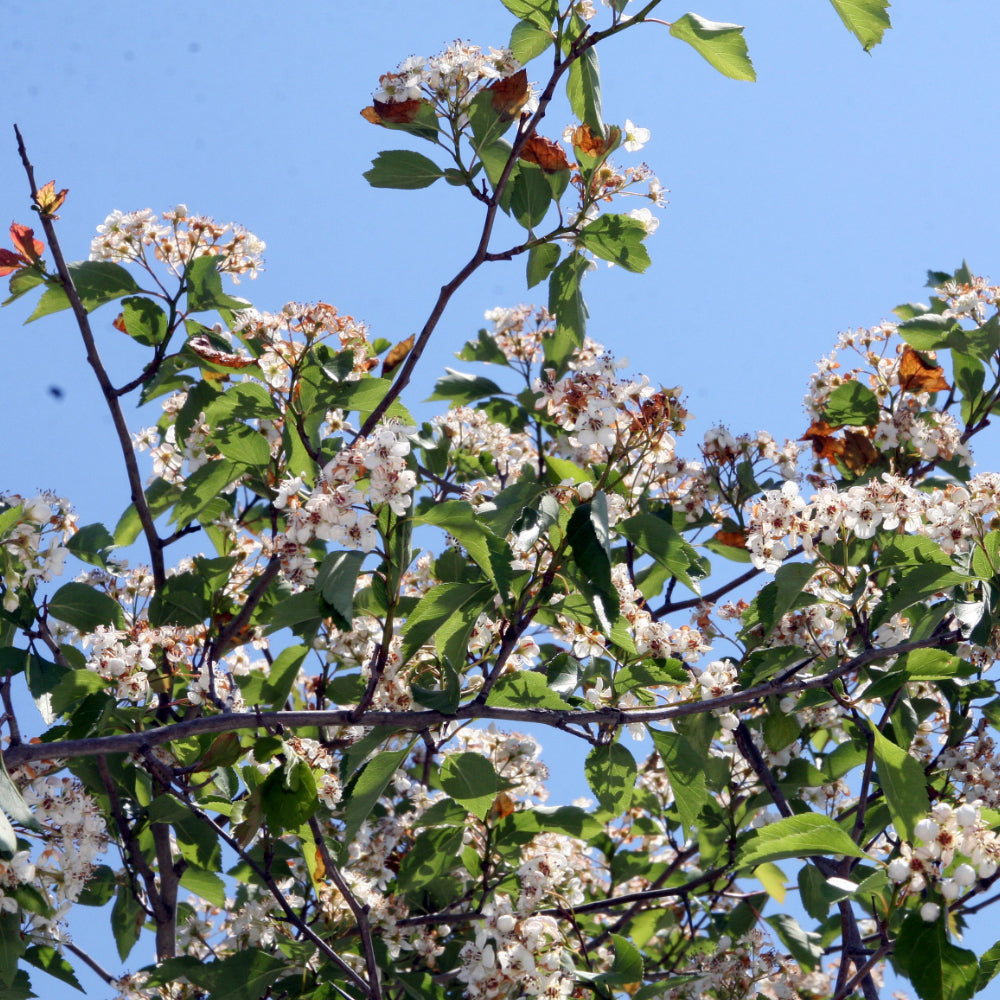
[4,1,1000,996]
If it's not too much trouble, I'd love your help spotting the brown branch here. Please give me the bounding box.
[308,816,382,1000]
[13,126,166,590]
[356,3,664,438]
[4,631,961,767]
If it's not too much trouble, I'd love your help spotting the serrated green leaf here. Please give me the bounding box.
[739,813,868,868]
[183,950,286,1000]
[236,645,308,709]
[185,255,249,313]
[341,748,410,849]
[486,670,573,710]
[827,0,891,52]
[509,19,553,63]
[585,743,636,814]
[546,252,589,372]
[427,369,505,406]
[894,911,978,1000]
[577,213,650,272]
[868,723,929,843]
[898,313,959,351]
[510,162,552,230]
[120,295,168,346]
[48,581,125,631]
[26,261,140,321]
[648,729,707,838]
[823,380,879,427]
[566,44,604,135]
[500,0,557,29]
[363,149,444,189]
[440,753,499,820]
[527,243,560,288]
[669,14,755,81]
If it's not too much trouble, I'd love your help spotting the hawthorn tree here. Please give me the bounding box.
[6,2,1000,999]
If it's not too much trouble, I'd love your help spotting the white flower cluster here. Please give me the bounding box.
[0,493,75,611]
[276,422,417,586]
[457,897,572,1000]
[16,774,108,912]
[887,803,1000,916]
[374,42,527,120]
[746,472,1000,573]
[90,206,265,280]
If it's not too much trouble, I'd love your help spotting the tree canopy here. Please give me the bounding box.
[10,3,1000,1000]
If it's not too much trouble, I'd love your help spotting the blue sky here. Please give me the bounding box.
[5,1,1000,995]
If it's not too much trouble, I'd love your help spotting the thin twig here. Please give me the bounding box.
[13,125,166,590]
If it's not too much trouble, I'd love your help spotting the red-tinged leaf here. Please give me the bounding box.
[9,222,43,263]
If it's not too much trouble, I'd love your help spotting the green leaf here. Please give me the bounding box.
[822,380,879,427]
[510,163,553,230]
[765,913,824,970]
[315,551,366,630]
[66,521,114,568]
[827,0,891,52]
[977,938,1000,993]
[3,265,43,305]
[48,581,125,631]
[179,866,227,908]
[566,44,604,135]
[617,514,708,594]
[577,214,651,273]
[119,295,168,346]
[364,149,444,190]
[894,911,978,1000]
[615,659,688,694]
[183,950,286,1000]
[648,729,708,838]
[477,138,515,189]
[23,944,83,992]
[527,243,560,289]
[566,495,618,634]
[212,423,272,467]
[236,645,308,709]
[0,911,26,987]
[204,381,281,423]
[341,748,410,848]
[509,19,553,63]
[546,252,589,373]
[486,670,573,711]
[261,754,318,832]
[397,826,465,893]
[739,813,868,868]
[26,261,140,321]
[427,369,505,406]
[669,14,756,82]
[415,500,510,593]
[185,255,249,313]
[440,753,499,820]
[170,460,243,529]
[868,723,929,843]
[591,934,643,989]
[400,581,494,670]
[111,883,144,960]
[585,743,636,814]
[500,0,557,29]
[898,313,959,351]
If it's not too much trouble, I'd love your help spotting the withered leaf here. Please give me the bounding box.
[519,134,571,173]
[488,69,529,120]
[898,344,950,393]
[382,333,415,377]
